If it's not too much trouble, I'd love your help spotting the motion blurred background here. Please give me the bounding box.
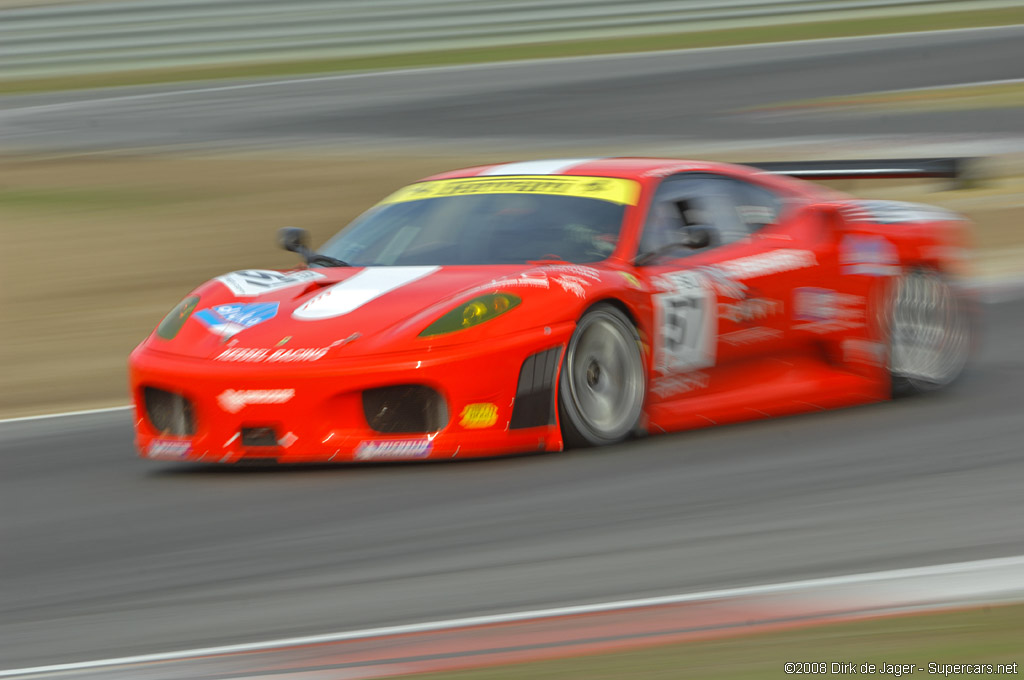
[2,1,1023,677]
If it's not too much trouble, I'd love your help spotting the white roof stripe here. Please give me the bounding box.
[480,158,600,176]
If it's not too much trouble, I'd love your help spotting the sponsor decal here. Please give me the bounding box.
[840,234,900,276]
[698,267,748,299]
[619,272,643,289]
[458,266,595,302]
[846,200,962,224]
[714,249,817,280]
[195,302,279,338]
[651,371,709,399]
[493,272,551,290]
[355,439,432,460]
[719,297,783,324]
[460,403,498,429]
[217,389,294,414]
[842,338,887,367]
[215,347,329,363]
[459,272,550,300]
[653,271,717,374]
[542,264,601,280]
[720,327,783,346]
[215,269,323,297]
[146,438,192,459]
[552,274,591,298]
[793,287,865,333]
[293,266,439,320]
[379,175,640,207]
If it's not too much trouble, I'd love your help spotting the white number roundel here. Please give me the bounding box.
[653,271,716,374]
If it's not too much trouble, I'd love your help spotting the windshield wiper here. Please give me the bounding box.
[307,252,351,268]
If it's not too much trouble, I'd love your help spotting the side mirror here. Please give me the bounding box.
[278,227,310,254]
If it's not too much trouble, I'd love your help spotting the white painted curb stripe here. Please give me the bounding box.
[0,404,131,425]
[2,553,1023,677]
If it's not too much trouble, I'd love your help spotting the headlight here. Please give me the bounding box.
[419,293,521,337]
[156,295,200,340]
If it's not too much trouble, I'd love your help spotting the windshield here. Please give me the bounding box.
[318,175,639,266]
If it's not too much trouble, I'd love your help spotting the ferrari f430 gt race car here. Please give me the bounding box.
[130,157,973,463]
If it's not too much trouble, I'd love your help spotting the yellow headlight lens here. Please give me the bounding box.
[420,293,521,337]
[462,301,488,327]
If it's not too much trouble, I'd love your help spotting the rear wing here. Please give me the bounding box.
[746,157,973,188]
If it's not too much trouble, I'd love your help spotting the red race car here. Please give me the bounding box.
[130,157,973,463]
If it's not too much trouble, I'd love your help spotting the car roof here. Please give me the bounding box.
[422,157,750,182]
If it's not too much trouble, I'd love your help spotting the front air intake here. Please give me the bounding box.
[143,387,196,436]
[241,427,278,447]
[362,385,448,434]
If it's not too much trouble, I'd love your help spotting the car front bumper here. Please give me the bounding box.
[129,323,573,463]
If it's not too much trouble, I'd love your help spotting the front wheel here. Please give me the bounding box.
[888,269,971,395]
[559,304,646,448]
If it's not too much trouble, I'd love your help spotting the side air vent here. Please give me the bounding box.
[363,385,448,434]
[143,387,196,436]
[510,347,561,429]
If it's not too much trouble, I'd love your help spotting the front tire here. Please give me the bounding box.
[559,304,646,448]
[888,269,970,395]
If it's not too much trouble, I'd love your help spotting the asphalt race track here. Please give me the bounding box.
[3,297,1024,669]
[1,26,1023,151]
[3,26,1024,671]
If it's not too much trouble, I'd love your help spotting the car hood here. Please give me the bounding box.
[148,264,604,361]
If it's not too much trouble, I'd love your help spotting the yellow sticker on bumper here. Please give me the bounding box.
[380,175,640,206]
[460,403,499,429]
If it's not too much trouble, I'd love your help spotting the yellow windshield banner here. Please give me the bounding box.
[379,175,640,206]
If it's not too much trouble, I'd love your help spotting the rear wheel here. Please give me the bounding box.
[559,304,646,447]
[888,269,970,395]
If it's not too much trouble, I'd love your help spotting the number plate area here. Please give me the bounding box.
[653,271,717,374]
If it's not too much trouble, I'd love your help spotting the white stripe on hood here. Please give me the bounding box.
[293,266,440,321]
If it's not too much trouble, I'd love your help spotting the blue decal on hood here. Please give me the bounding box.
[195,302,279,338]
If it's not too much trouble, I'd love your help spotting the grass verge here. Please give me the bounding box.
[393,604,1024,680]
[2,7,1023,95]
[752,82,1024,115]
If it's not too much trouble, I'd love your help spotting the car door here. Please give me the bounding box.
[634,172,824,405]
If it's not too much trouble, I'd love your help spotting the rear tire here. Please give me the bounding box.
[558,304,646,448]
[888,269,970,396]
